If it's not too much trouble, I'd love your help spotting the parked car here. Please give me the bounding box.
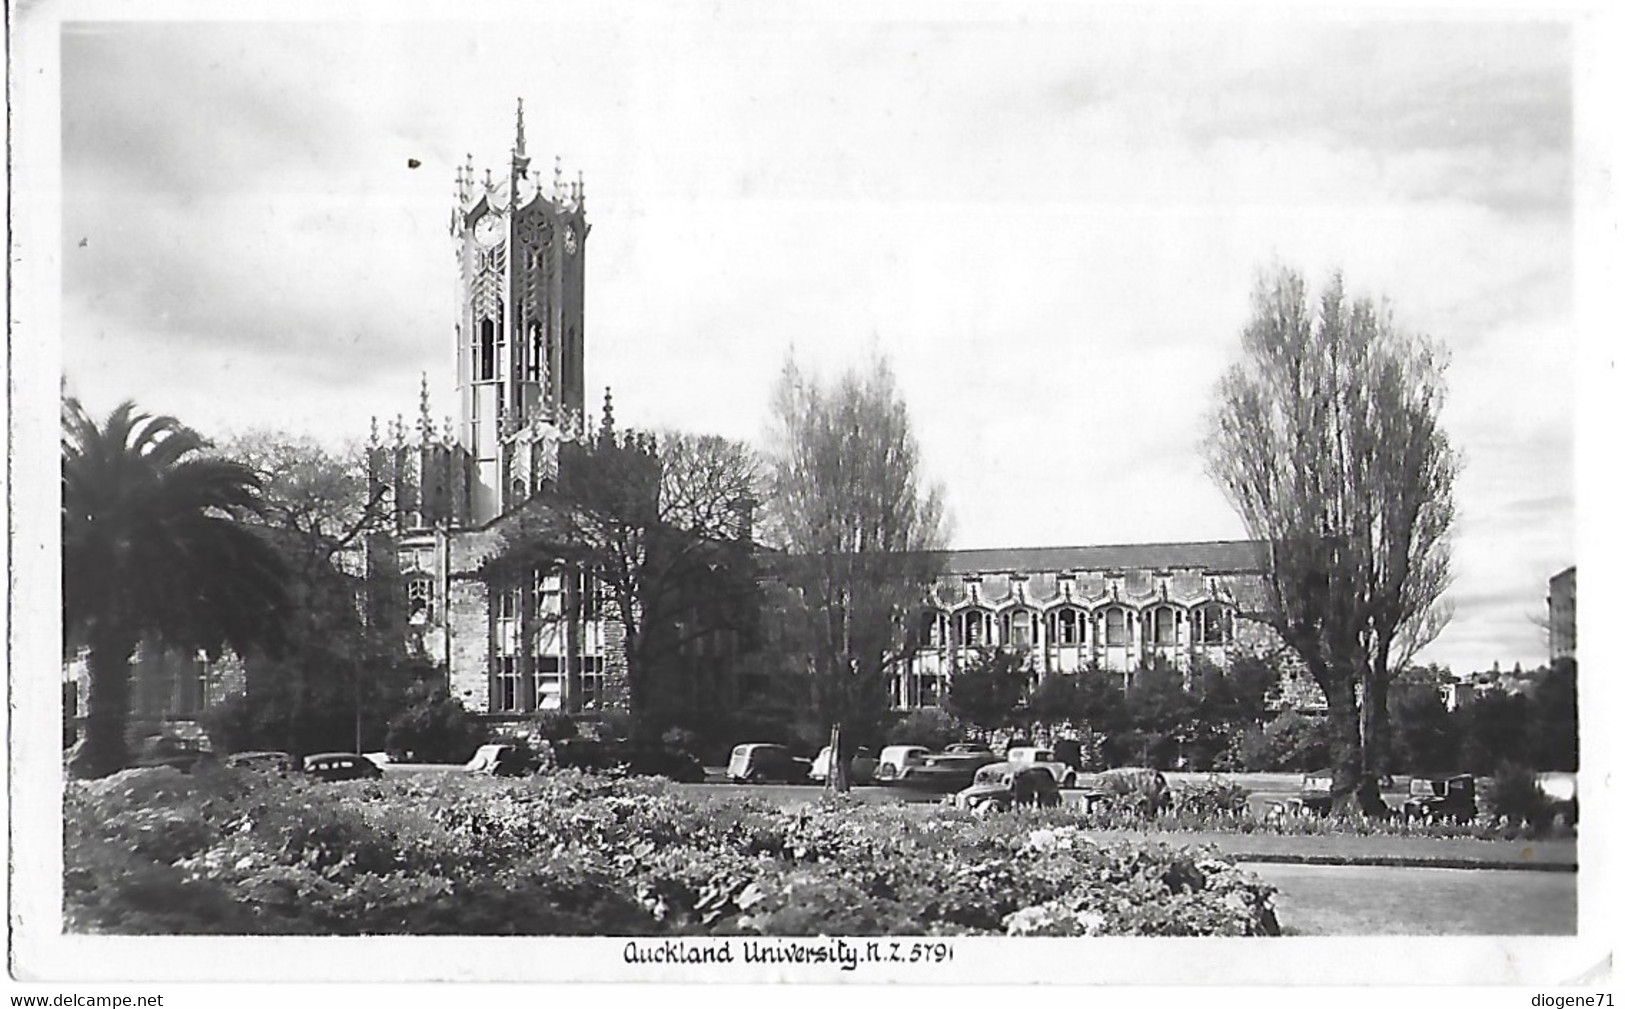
[809,745,878,785]
[1005,746,1080,788]
[884,747,1000,793]
[942,742,993,756]
[1402,773,1477,822]
[873,745,931,784]
[727,743,811,784]
[953,762,1062,811]
[224,750,295,774]
[131,734,214,773]
[614,742,708,782]
[302,752,383,782]
[1050,739,1085,771]
[1081,766,1172,815]
[1296,769,1337,815]
[465,743,540,776]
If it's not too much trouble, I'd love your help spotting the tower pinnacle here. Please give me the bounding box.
[512,97,530,179]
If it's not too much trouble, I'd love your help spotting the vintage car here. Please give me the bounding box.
[809,745,878,785]
[1296,769,1337,815]
[131,734,214,773]
[224,750,296,774]
[953,762,1063,811]
[302,752,384,782]
[879,746,1000,793]
[872,745,931,784]
[1402,773,1477,822]
[1080,766,1173,815]
[465,743,541,777]
[726,743,811,784]
[1005,746,1080,788]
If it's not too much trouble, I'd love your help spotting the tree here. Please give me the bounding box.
[763,353,948,743]
[62,399,288,778]
[1204,268,1458,811]
[1526,659,1577,772]
[483,401,763,737]
[217,431,406,756]
[943,648,1030,731]
[1123,661,1200,769]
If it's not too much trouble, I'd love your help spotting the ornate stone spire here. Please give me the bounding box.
[512,97,530,180]
[599,386,615,443]
[418,372,434,442]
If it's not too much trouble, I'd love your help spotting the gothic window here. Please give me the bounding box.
[1048,607,1082,646]
[533,655,561,711]
[479,318,496,381]
[492,656,521,713]
[959,609,990,648]
[576,569,602,621]
[407,574,434,624]
[1003,609,1035,649]
[1197,602,1233,645]
[1152,606,1178,646]
[579,655,605,711]
[917,672,942,707]
[528,321,542,381]
[1103,607,1128,647]
[919,610,949,648]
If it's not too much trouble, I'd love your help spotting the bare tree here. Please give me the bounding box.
[763,353,949,740]
[1205,268,1457,811]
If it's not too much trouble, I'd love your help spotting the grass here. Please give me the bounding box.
[1255,863,1576,935]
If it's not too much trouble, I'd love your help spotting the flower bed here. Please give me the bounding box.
[65,767,1278,936]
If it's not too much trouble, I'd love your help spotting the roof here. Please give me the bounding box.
[928,540,1266,575]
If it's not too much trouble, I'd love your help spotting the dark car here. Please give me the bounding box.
[465,743,540,777]
[225,750,296,774]
[611,741,707,782]
[1296,769,1337,815]
[302,752,383,782]
[953,762,1062,811]
[727,743,811,784]
[1402,773,1477,822]
[131,735,214,773]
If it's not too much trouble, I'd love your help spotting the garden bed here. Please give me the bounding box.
[64,767,1280,937]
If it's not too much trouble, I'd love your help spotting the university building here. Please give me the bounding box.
[79,103,1324,740]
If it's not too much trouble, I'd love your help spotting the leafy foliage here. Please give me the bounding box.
[944,649,1031,730]
[65,768,1280,937]
[62,399,290,777]
[884,708,968,751]
[384,679,482,762]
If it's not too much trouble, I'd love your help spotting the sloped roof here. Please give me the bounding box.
[930,540,1266,575]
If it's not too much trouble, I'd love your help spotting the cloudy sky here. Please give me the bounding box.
[50,5,1581,674]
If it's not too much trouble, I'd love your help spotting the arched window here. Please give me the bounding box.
[960,609,991,648]
[919,610,949,648]
[1152,606,1179,646]
[407,574,434,624]
[1003,609,1035,649]
[1103,606,1128,647]
[1197,602,1233,645]
[1048,607,1082,646]
[479,318,496,381]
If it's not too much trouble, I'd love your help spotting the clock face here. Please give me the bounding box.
[474,214,503,247]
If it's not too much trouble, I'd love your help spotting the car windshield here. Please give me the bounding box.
[973,765,1008,785]
[1411,779,1446,796]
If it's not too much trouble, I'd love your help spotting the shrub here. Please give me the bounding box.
[1176,776,1251,818]
[384,680,481,763]
[531,711,579,742]
[886,708,966,751]
[65,766,1281,937]
[1482,762,1555,832]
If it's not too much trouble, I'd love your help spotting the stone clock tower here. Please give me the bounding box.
[452,99,589,525]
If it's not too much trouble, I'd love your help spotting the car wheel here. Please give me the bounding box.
[1062,772,1077,789]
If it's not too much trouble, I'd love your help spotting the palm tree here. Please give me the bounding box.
[62,399,289,778]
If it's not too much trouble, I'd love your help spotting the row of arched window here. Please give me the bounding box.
[918,602,1235,650]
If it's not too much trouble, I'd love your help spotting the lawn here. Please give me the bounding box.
[1254,863,1576,935]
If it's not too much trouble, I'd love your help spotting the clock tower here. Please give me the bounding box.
[452,99,589,524]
